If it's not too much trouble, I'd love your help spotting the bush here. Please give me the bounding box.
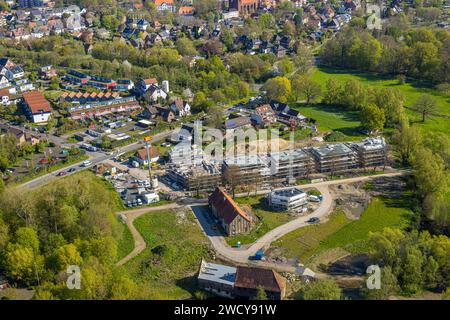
[324,131,347,142]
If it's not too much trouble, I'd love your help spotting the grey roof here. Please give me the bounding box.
[269,149,310,162]
[198,260,236,286]
[311,143,354,157]
[270,187,306,198]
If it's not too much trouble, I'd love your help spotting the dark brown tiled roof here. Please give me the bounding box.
[234,266,286,293]
[209,187,251,224]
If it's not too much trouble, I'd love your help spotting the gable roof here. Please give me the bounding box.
[234,266,286,293]
[255,104,275,116]
[143,78,158,85]
[209,187,251,224]
[22,91,52,114]
[136,146,159,160]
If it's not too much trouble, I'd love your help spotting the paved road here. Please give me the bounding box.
[113,171,407,274]
[19,129,174,189]
[190,171,408,272]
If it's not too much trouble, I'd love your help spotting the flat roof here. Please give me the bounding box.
[198,260,236,286]
[311,143,353,157]
[270,187,306,198]
[269,149,310,162]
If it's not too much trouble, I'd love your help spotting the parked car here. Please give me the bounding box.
[307,217,320,224]
[68,168,76,173]
[56,171,67,176]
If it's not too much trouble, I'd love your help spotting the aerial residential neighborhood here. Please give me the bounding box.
[0,0,448,311]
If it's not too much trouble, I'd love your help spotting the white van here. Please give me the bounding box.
[82,160,92,167]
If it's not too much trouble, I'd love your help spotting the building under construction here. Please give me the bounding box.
[268,149,316,182]
[223,155,271,187]
[350,137,387,168]
[166,161,222,192]
[309,143,358,174]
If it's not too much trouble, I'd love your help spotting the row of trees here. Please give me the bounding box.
[321,26,450,84]
[393,122,449,232]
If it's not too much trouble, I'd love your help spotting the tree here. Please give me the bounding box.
[110,275,139,300]
[400,246,424,295]
[293,45,314,74]
[4,244,44,285]
[364,266,399,299]
[176,37,198,57]
[372,88,405,127]
[14,227,40,254]
[292,76,321,104]
[302,279,341,300]
[393,123,422,165]
[205,105,224,129]
[54,244,83,271]
[412,94,438,122]
[0,217,9,250]
[262,76,292,103]
[361,104,386,133]
[411,147,447,197]
[323,78,343,105]
[254,286,268,300]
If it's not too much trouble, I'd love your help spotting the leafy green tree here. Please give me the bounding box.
[254,286,268,300]
[323,78,343,105]
[400,246,424,295]
[364,266,399,299]
[393,123,422,165]
[412,147,447,197]
[4,244,44,285]
[361,104,386,133]
[263,76,292,103]
[110,275,139,300]
[302,279,341,300]
[292,76,321,103]
[372,88,405,127]
[54,244,83,271]
[0,217,9,250]
[412,94,438,122]
[14,227,40,253]
[176,38,198,57]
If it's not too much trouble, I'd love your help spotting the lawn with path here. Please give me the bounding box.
[121,209,211,300]
[271,195,414,264]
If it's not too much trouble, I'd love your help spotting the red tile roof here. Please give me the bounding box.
[136,146,159,160]
[154,0,173,6]
[209,187,251,224]
[143,78,158,85]
[22,91,52,114]
[178,6,195,15]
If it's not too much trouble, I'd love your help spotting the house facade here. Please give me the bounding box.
[208,187,254,236]
[22,90,52,123]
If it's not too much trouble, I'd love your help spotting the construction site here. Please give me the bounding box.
[163,137,388,193]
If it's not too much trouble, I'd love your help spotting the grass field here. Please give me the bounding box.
[271,195,413,263]
[225,196,295,246]
[295,104,365,141]
[122,209,211,299]
[310,67,450,136]
[115,222,134,262]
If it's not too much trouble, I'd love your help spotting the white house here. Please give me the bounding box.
[170,99,191,117]
[267,188,308,211]
[22,91,53,124]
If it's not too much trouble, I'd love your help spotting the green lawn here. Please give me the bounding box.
[225,196,295,246]
[295,104,365,141]
[115,222,134,262]
[311,67,450,136]
[122,209,211,300]
[271,195,413,263]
